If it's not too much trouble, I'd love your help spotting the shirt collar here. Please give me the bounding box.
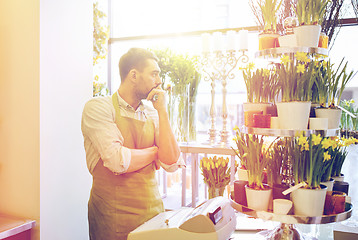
[116,92,145,112]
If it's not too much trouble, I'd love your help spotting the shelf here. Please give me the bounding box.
[255,47,329,59]
[229,197,353,225]
[241,126,340,137]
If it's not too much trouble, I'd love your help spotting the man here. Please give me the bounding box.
[81,48,182,240]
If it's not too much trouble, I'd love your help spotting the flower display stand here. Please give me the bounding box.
[230,196,353,240]
[231,46,355,239]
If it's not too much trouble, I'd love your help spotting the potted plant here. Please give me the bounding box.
[250,0,283,50]
[340,99,358,138]
[267,138,291,200]
[200,156,238,198]
[232,128,276,211]
[232,126,248,181]
[241,63,278,127]
[276,52,315,129]
[294,0,329,47]
[290,133,333,216]
[331,137,358,180]
[315,58,356,129]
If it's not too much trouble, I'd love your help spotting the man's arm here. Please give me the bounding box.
[147,88,181,165]
[126,146,159,172]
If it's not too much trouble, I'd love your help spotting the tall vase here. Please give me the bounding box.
[188,100,197,142]
[171,85,189,142]
[208,185,226,199]
[276,101,311,130]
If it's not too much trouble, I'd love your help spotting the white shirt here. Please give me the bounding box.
[81,93,184,174]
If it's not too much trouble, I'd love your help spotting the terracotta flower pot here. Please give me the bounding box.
[259,33,279,50]
[324,191,346,215]
[253,114,271,128]
[234,180,248,206]
[244,111,262,127]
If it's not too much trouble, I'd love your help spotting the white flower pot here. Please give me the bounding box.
[309,117,328,130]
[276,101,311,130]
[278,33,297,48]
[321,178,334,191]
[245,184,272,211]
[291,185,327,216]
[315,108,342,129]
[332,174,344,182]
[237,168,249,181]
[294,25,321,48]
[243,102,271,114]
[273,199,293,215]
[270,117,280,129]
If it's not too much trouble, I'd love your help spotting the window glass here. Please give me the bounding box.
[110,0,256,37]
[329,25,358,88]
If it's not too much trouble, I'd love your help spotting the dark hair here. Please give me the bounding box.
[118,48,158,82]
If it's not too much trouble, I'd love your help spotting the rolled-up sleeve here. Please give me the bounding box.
[81,98,131,174]
[146,107,185,172]
[159,155,186,172]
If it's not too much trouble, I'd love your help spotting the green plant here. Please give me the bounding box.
[277,52,315,102]
[340,99,358,131]
[326,58,356,109]
[295,0,329,25]
[93,1,109,96]
[232,128,276,189]
[267,138,288,186]
[241,63,278,103]
[330,137,358,177]
[291,134,333,189]
[313,60,334,107]
[151,48,201,142]
[250,0,283,32]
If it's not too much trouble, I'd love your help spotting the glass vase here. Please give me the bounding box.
[208,185,225,199]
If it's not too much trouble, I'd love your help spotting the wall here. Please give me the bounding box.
[0,0,92,240]
[0,0,40,239]
[40,0,92,239]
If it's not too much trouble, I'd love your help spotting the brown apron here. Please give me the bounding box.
[88,94,164,240]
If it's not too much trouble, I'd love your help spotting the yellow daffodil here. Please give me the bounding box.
[295,52,310,63]
[298,134,307,147]
[323,151,331,161]
[296,64,305,74]
[248,62,255,70]
[304,142,309,151]
[321,138,332,149]
[281,55,290,65]
[312,134,322,146]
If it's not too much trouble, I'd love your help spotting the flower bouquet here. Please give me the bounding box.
[200,156,238,198]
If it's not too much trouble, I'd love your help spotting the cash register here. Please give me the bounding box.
[128,196,236,240]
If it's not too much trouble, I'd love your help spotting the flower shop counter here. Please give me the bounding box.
[0,214,35,240]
